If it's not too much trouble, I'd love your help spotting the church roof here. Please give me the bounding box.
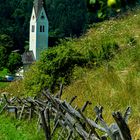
[33,0,45,19]
[22,51,35,64]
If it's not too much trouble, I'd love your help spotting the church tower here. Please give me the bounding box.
[29,0,48,60]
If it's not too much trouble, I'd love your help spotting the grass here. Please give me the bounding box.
[2,8,140,139]
[61,9,140,139]
[0,69,10,90]
[0,115,44,140]
[0,82,9,89]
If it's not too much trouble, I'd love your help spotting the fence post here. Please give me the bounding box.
[40,110,51,140]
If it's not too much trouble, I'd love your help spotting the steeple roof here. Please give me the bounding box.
[33,0,45,18]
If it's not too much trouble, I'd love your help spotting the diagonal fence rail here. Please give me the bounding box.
[0,88,132,140]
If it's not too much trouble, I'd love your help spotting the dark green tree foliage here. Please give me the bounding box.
[46,0,87,37]
[0,46,7,70]
[0,0,140,52]
[87,0,139,18]
[0,34,22,72]
[7,53,22,73]
[0,0,32,52]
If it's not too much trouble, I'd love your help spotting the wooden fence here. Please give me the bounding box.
[0,87,132,140]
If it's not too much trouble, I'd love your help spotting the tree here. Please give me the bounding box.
[0,46,8,70]
[46,0,87,37]
[7,52,22,73]
[87,0,139,19]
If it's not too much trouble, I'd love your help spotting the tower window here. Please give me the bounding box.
[32,25,35,32]
[41,15,45,19]
[41,13,45,19]
[40,25,45,32]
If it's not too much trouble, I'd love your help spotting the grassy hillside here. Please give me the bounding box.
[61,10,140,139]
[2,8,140,139]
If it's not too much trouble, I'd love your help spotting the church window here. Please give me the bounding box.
[41,15,45,19]
[32,16,34,20]
[40,26,42,32]
[40,25,45,32]
[32,25,35,32]
[43,26,45,32]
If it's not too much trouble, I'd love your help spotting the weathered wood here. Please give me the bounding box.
[94,106,103,123]
[40,110,51,140]
[123,107,131,123]
[66,130,73,140]
[94,106,115,140]
[112,112,132,140]
[0,104,8,114]
[19,105,25,120]
[69,96,77,105]
[28,102,35,120]
[78,109,100,139]
[6,106,18,118]
[81,101,91,112]
[51,120,59,137]
[3,94,10,104]
[56,83,63,99]
[0,90,133,140]
[45,108,51,139]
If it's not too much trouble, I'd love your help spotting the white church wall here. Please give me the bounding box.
[29,7,37,59]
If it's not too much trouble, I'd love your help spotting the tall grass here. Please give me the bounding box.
[61,9,140,139]
[2,8,140,139]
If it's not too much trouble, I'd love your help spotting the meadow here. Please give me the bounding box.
[1,8,140,139]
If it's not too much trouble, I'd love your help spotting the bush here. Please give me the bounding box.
[23,40,120,96]
[7,52,23,73]
[101,42,119,60]
[0,46,8,70]
[24,46,87,95]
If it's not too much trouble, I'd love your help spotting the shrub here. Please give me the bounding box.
[7,52,23,73]
[101,42,119,60]
[23,40,120,96]
[23,46,87,95]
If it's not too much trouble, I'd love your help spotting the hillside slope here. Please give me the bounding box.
[3,8,140,139]
[61,10,140,139]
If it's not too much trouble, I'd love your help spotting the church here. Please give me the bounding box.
[22,0,49,69]
[29,0,49,60]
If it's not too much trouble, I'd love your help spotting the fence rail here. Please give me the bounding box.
[0,87,132,140]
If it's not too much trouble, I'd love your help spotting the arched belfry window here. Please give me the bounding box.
[32,16,35,20]
[40,25,45,32]
[32,25,35,32]
[41,13,45,19]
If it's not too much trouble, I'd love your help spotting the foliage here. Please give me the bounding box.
[24,46,88,95]
[0,69,10,90]
[87,0,139,18]
[0,34,22,73]
[2,8,140,139]
[23,38,120,96]
[46,0,87,37]
[7,52,22,73]
[0,46,8,70]
[61,9,140,139]
[0,0,139,54]
[0,68,9,77]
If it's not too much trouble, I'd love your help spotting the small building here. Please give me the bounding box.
[22,51,35,72]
